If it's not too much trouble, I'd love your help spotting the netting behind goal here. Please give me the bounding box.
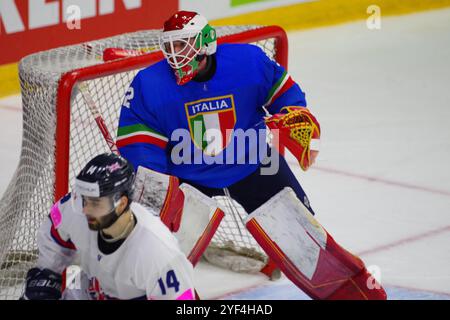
[0,25,288,300]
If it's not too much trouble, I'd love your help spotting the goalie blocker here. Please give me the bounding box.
[245,187,387,300]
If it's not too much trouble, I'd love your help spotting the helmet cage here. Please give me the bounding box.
[159,30,202,69]
[159,22,217,85]
[159,29,204,70]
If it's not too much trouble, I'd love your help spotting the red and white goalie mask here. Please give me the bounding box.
[159,11,217,85]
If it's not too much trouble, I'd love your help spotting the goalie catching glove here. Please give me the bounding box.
[265,106,320,171]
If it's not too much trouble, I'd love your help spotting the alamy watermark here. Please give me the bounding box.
[367,5,382,30]
[170,126,280,175]
[66,5,82,30]
[65,265,82,290]
[366,264,382,289]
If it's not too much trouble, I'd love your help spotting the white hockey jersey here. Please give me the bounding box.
[36,193,195,300]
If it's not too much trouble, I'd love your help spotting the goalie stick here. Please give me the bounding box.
[77,82,119,155]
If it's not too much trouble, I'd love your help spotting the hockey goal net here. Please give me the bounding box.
[0,25,288,299]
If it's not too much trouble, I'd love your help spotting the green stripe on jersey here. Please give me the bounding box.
[265,70,288,104]
[118,124,165,139]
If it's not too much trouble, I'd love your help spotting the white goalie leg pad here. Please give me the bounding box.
[175,183,224,266]
[245,187,327,280]
[244,187,382,299]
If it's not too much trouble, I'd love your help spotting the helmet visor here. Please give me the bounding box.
[72,180,120,219]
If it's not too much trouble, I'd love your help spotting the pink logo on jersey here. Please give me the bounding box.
[50,203,62,228]
[176,288,195,300]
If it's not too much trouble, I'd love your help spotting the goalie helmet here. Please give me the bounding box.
[73,153,135,230]
[159,10,217,85]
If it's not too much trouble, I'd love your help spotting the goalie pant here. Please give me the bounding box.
[179,149,315,214]
[181,151,387,300]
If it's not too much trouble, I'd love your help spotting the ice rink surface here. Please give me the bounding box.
[1,8,449,299]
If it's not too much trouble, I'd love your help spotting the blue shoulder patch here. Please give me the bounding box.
[60,193,71,204]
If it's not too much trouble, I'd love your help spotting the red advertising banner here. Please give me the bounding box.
[0,0,178,65]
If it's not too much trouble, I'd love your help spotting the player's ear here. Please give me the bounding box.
[117,195,129,214]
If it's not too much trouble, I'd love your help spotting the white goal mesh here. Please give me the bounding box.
[0,25,287,299]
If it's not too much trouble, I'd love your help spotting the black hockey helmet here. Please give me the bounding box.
[74,153,135,203]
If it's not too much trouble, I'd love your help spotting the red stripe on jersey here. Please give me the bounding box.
[270,76,295,107]
[116,135,168,149]
[50,224,76,250]
[218,111,235,148]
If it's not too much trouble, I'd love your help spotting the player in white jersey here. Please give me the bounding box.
[21,153,195,300]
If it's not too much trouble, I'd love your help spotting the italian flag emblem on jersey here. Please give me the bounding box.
[185,95,236,156]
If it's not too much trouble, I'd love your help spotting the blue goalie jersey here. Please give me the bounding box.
[117,43,307,188]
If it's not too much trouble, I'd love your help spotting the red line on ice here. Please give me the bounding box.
[384,283,450,297]
[0,104,22,112]
[212,281,268,300]
[357,225,450,256]
[299,163,450,197]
